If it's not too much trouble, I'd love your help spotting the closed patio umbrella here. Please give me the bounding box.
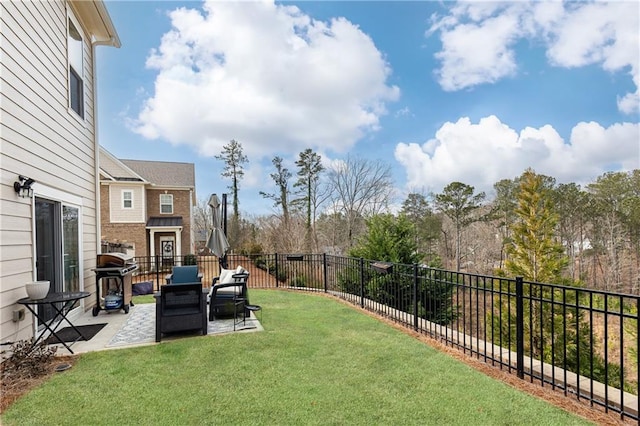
[206,194,229,269]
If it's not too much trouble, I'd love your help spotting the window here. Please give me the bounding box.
[122,191,133,209]
[68,15,84,118]
[160,194,173,214]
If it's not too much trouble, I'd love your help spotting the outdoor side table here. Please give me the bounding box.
[233,296,247,331]
[17,291,91,354]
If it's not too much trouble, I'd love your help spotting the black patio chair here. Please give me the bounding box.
[155,282,207,342]
[208,271,249,321]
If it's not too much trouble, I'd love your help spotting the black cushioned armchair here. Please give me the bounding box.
[208,272,249,321]
[155,283,207,342]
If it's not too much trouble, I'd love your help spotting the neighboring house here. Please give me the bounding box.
[0,2,120,342]
[99,147,196,265]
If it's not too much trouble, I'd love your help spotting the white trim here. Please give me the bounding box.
[33,183,82,206]
[31,183,85,321]
[67,6,86,121]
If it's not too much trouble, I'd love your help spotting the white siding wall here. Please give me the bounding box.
[0,1,99,342]
[109,184,146,223]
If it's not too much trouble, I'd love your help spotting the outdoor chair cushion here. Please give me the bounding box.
[217,266,246,294]
[208,267,250,320]
[170,265,199,283]
[165,265,203,285]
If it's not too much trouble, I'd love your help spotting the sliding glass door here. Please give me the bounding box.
[34,197,80,323]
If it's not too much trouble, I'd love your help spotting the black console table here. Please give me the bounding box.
[17,291,90,354]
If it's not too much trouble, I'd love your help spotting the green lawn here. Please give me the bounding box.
[2,290,592,425]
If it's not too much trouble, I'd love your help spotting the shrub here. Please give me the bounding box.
[289,275,307,288]
[183,254,197,265]
[1,339,57,379]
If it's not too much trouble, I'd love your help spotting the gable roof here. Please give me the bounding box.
[122,159,195,189]
[99,147,146,182]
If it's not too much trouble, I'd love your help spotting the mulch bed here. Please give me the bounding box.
[0,355,77,413]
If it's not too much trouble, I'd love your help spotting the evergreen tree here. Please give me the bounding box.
[435,182,486,271]
[347,214,455,324]
[349,214,421,265]
[490,178,519,270]
[215,139,248,246]
[293,148,324,251]
[506,169,566,283]
[400,193,441,265]
[495,169,617,387]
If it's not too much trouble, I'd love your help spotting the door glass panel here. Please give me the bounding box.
[63,206,79,292]
[35,198,57,322]
[161,238,175,269]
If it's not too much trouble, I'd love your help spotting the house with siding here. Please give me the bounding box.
[0,1,120,343]
[99,146,196,265]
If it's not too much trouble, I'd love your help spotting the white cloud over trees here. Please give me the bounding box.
[394,116,639,195]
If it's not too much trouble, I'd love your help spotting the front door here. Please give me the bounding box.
[35,198,80,323]
[160,236,175,268]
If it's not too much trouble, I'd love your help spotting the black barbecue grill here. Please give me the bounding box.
[92,253,138,316]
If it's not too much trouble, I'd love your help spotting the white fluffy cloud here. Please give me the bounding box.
[394,115,640,195]
[133,0,399,159]
[429,1,639,115]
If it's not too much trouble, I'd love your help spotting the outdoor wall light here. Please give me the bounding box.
[14,175,35,198]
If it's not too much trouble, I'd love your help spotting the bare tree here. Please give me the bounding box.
[192,197,212,253]
[325,156,394,249]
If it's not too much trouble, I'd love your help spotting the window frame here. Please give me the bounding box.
[67,11,85,119]
[122,190,133,209]
[160,194,173,214]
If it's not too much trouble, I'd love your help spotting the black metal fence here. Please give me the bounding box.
[129,253,639,420]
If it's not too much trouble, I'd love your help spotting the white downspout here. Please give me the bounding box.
[92,40,101,256]
[92,36,118,256]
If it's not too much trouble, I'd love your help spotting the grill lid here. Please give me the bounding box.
[97,252,135,267]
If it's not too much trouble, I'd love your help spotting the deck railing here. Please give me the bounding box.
[128,252,639,420]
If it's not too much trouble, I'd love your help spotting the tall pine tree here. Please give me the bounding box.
[506,169,566,283]
[495,169,616,386]
[215,139,248,247]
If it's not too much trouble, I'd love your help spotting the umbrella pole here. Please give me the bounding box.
[222,193,228,269]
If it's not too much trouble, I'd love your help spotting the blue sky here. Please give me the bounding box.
[97,1,639,216]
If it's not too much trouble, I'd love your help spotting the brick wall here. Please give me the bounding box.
[147,189,193,255]
[100,185,194,257]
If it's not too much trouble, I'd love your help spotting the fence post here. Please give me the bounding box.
[323,253,328,293]
[413,264,419,330]
[359,258,365,308]
[154,255,160,291]
[275,253,279,288]
[516,276,524,379]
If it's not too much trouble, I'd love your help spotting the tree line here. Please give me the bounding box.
[205,139,639,294]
